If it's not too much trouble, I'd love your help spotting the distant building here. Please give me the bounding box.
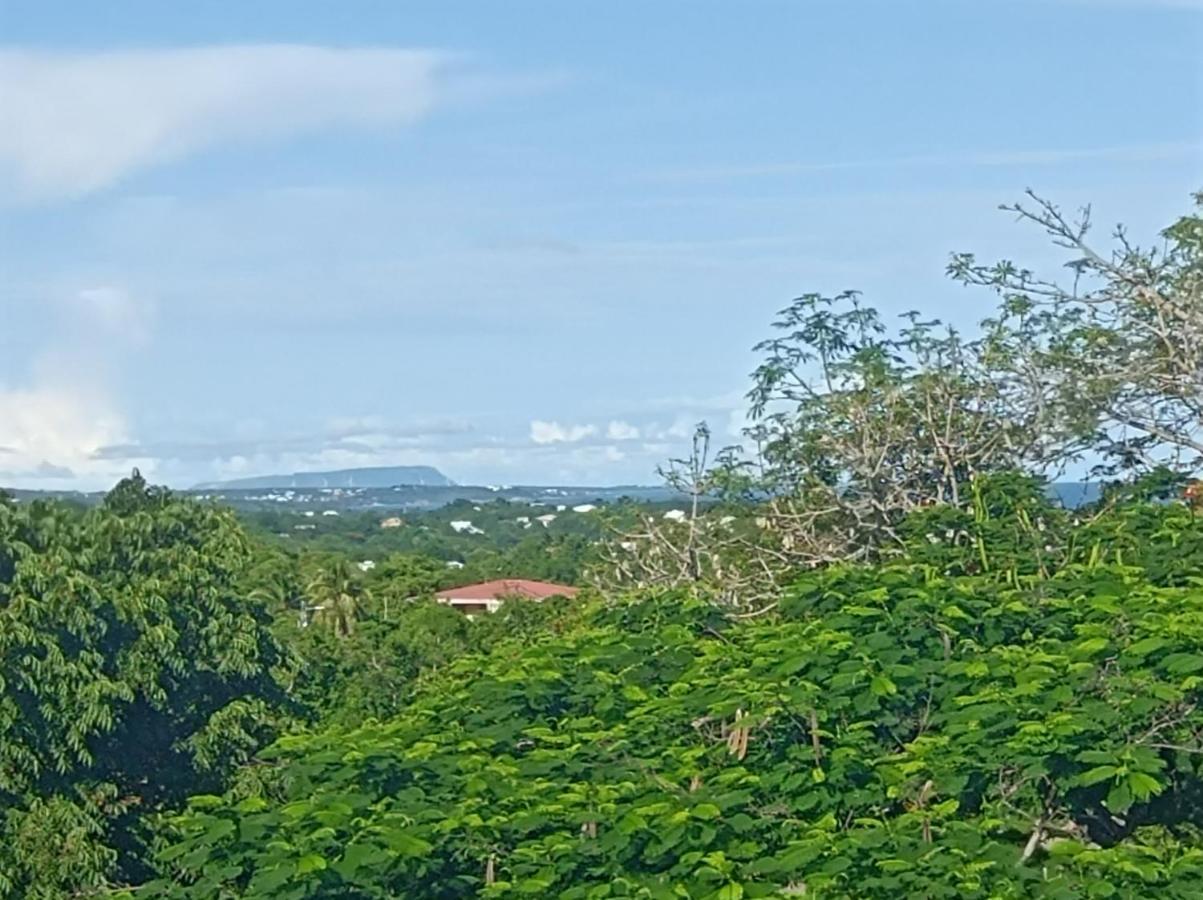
[572,504,597,513]
[450,520,484,535]
[435,578,579,616]
[380,517,404,529]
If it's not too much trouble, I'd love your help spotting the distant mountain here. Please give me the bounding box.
[193,465,455,490]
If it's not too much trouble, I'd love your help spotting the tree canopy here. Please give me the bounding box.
[148,493,1203,898]
[0,475,287,897]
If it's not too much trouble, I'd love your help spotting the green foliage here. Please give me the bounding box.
[240,498,610,586]
[284,599,476,728]
[0,474,287,896]
[897,472,1069,578]
[368,553,445,603]
[306,557,367,639]
[149,497,1203,897]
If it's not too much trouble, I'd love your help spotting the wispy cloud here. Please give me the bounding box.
[648,139,1203,183]
[0,45,449,199]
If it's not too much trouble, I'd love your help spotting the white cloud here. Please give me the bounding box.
[0,383,133,487]
[606,420,640,440]
[0,45,447,199]
[0,285,155,489]
[529,420,598,444]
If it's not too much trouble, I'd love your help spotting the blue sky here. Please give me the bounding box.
[1,0,1200,489]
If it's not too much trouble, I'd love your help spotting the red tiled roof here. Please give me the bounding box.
[435,579,579,601]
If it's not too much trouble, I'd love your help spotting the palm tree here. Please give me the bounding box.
[305,559,365,639]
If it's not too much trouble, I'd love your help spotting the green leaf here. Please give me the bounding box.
[1164,653,1203,675]
[378,829,433,857]
[870,675,898,697]
[1106,780,1134,813]
[188,795,225,810]
[1124,636,1169,657]
[332,842,387,878]
[1072,637,1109,657]
[1075,765,1119,787]
[1126,771,1164,801]
[295,853,327,875]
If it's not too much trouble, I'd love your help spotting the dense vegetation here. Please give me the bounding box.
[2,191,1201,897]
[239,496,616,587]
[133,478,1203,898]
[0,478,287,896]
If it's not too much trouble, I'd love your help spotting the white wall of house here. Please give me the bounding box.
[436,596,504,614]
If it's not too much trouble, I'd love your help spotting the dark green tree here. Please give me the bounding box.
[0,473,287,897]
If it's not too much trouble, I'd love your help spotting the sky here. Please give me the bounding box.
[1,0,1201,490]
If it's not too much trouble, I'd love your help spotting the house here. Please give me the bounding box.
[380,516,404,529]
[449,520,484,535]
[435,579,579,616]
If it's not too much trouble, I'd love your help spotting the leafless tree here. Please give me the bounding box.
[950,189,1203,474]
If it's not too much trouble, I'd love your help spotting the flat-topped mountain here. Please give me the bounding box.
[193,465,454,490]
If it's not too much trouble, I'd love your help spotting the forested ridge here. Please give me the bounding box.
[3,191,1203,897]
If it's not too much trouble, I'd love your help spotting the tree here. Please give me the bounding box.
[283,598,475,727]
[949,189,1203,475]
[305,558,366,639]
[366,553,444,620]
[149,500,1203,898]
[745,291,1051,565]
[595,423,783,612]
[0,473,286,897]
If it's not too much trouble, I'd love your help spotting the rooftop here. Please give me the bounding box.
[435,579,579,601]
